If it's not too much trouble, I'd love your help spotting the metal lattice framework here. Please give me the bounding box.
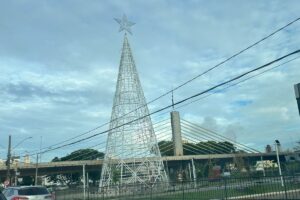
[99,33,167,189]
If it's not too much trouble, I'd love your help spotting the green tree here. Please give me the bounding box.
[294,140,300,151]
[21,176,34,186]
[158,140,236,156]
[60,149,104,161]
[47,149,104,186]
[158,141,173,156]
[218,141,236,154]
[183,143,205,155]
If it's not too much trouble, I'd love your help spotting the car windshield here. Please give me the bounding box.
[18,187,49,196]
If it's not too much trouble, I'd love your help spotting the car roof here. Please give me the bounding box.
[6,186,46,189]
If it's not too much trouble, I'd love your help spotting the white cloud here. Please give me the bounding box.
[0,0,300,160]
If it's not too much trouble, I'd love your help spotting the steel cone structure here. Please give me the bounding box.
[99,33,167,189]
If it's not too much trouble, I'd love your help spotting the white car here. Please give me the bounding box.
[3,186,53,200]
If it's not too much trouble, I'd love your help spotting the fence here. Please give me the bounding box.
[54,174,300,200]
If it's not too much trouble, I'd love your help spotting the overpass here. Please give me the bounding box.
[1,116,286,179]
[0,152,293,177]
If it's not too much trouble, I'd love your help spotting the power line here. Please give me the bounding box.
[173,49,300,107]
[41,50,300,155]
[30,49,293,158]
[30,54,299,161]
[17,123,173,163]
[21,112,170,156]
[29,17,300,153]
[22,49,300,157]
[172,17,300,91]
[56,129,173,163]
[50,131,166,162]
[20,118,170,157]
[141,17,300,108]
[176,55,300,110]
[25,114,169,156]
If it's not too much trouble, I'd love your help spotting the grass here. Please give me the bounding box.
[55,179,300,200]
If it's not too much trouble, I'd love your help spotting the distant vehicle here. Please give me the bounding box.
[52,185,68,191]
[3,186,53,200]
[222,172,231,177]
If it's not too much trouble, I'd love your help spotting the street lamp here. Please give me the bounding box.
[275,140,284,187]
[13,137,33,150]
[13,137,33,185]
[6,135,33,186]
[11,136,33,166]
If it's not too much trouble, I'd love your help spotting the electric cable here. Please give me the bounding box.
[21,49,300,157]
[175,55,300,110]
[27,17,300,153]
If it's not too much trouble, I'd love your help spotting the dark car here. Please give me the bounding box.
[0,191,7,200]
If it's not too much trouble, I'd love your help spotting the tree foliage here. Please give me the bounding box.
[294,140,300,152]
[53,149,104,161]
[158,141,174,156]
[158,140,236,156]
[22,176,35,186]
[46,149,104,186]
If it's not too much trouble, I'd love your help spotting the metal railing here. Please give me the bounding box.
[54,174,300,200]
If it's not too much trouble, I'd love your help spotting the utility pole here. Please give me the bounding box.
[275,140,284,187]
[83,164,86,200]
[35,137,43,186]
[35,153,39,185]
[39,136,43,163]
[6,135,11,184]
[294,83,300,115]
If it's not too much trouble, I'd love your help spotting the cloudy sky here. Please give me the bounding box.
[0,0,300,161]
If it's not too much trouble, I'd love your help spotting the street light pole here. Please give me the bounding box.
[12,137,33,150]
[83,164,86,200]
[6,135,12,184]
[35,136,43,186]
[294,83,300,115]
[7,136,32,186]
[35,153,39,185]
[275,140,284,187]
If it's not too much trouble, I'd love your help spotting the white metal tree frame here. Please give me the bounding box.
[99,16,167,189]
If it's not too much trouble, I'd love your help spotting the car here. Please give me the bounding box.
[0,191,7,200]
[3,186,53,200]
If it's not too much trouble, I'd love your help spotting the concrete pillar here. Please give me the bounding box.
[191,158,197,187]
[170,111,183,156]
[83,164,86,200]
[6,135,11,183]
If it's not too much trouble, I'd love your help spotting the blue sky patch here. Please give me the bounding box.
[233,99,253,107]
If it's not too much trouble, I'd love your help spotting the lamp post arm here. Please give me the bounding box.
[12,137,33,150]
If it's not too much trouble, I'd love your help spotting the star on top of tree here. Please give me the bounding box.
[114,14,135,35]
